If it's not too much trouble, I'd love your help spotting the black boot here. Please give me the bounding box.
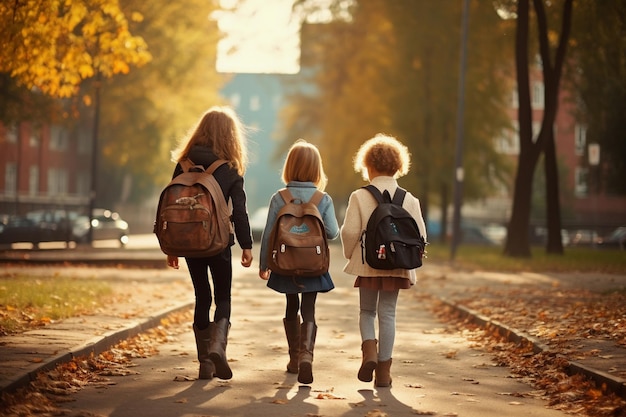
[193,324,215,379]
[209,318,233,380]
[298,321,317,384]
[283,316,300,374]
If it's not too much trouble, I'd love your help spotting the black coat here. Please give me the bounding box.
[172,146,253,250]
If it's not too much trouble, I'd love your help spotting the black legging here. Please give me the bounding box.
[285,292,317,323]
[186,247,232,330]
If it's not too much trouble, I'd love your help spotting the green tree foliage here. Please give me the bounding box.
[569,0,626,196]
[0,0,151,98]
[284,0,514,226]
[79,0,224,206]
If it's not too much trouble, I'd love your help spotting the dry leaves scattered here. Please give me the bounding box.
[428,286,626,417]
[0,310,192,417]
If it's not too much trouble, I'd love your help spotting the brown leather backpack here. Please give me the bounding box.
[267,188,329,277]
[154,159,232,258]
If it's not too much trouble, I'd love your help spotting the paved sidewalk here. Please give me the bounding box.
[415,263,626,399]
[1,242,625,405]
[0,264,195,394]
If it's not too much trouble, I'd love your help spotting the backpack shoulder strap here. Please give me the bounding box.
[179,158,195,172]
[363,185,383,203]
[179,158,227,174]
[205,159,228,175]
[278,188,294,204]
[363,185,389,204]
[308,190,324,206]
[391,187,407,206]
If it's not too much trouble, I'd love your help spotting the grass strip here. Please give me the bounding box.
[0,275,113,333]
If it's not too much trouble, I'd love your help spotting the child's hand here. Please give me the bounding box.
[167,255,179,269]
[241,249,253,267]
[259,269,270,280]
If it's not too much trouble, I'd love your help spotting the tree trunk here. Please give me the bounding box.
[533,0,573,255]
[544,129,564,254]
[504,154,536,257]
[504,0,540,257]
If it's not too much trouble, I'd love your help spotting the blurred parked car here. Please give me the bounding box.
[595,226,625,250]
[459,225,498,246]
[569,229,598,247]
[0,210,76,247]
[72,209,130,247]
[249,206,269,241]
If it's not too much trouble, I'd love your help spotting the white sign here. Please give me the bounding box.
[588,143,600,166]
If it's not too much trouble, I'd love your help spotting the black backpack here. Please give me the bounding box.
[360,185,426,270]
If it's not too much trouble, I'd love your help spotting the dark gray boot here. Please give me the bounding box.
[209,318,233,380]
[283,316,300,374]
[193,324,215,379]
[298,321,317,384]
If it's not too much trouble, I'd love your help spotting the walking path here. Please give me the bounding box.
[1,240,625,415]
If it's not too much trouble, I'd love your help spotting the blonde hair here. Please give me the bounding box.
[353,133,411,180]
[282,139,328,191]
[171,106,248,175]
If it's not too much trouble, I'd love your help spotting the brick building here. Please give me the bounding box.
[0,120,92,221]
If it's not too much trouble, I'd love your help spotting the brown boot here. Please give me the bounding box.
[208,318,233,380]
[375,358,392,387]
[298,321,317,384]
[358,339,377,382]
[283,316,300,374]
[193,324,215,379]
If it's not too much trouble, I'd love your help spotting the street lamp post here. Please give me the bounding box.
[87,72,101,245]
[450,0,470,260]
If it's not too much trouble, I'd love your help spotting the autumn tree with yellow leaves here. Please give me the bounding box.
[1,0,224,208]
[0,0,151,98]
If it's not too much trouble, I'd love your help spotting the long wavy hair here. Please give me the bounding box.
[171,106,248,175]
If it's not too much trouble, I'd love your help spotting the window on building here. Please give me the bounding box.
[574,124,587,156]
[575,167,588,197]
[30,126,40,148]
[495,122,519,155]
[229,93,241,108]
[249,95,260,111]
[532,121,541,142]
[29,166,39,196]
[77,172,91,195]
[532,81,544,109]
[5,163,17,196]
[49,125,69,151]
[78,130,92,155]
[511,89,518,109]
[6,124,18,143]
[48,168,68,195]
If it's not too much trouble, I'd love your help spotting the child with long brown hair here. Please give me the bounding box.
[258,139,339,384]
[167,106,254,381]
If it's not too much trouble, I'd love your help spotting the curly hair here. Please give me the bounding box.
[353,133,411,180]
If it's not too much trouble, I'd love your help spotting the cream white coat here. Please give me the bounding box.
[340,176,427,284]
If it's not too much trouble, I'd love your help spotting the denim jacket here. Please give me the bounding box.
[259,181,339,271]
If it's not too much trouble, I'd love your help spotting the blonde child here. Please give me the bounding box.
[340,133,426,387]
[259,139,339,384]
[167,106,254,380]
